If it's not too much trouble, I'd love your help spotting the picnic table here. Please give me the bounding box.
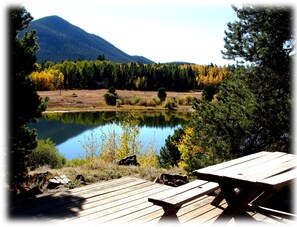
[193,151,296,222]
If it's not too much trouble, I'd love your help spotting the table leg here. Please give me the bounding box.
[218,183,239,205]
[211,190,224,206]
[215,183,257,223]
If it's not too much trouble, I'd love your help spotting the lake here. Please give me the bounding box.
[30,111,192,160]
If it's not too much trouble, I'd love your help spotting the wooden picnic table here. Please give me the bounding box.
[193,151,296,222]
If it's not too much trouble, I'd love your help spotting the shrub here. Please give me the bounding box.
[28,139,66,170]
[177,97,186,105]
[202,84,219,101]
[104,93,117,105]
[131,96,142,105]
[147,98,157,107]
[185,95,193,105]
[158,87,167,102]
[118,96,129,105]
[163,97,177,110]
[104,86,118,106]
[116,99,122,107]
[138,98,148,106]
[65,158,88,167]
[152,97,162,106]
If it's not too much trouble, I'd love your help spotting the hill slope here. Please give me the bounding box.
[25,15,153,63]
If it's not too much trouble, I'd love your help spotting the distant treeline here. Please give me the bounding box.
[32,60,234,91]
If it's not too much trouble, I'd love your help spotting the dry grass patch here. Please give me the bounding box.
[31,159,186,185]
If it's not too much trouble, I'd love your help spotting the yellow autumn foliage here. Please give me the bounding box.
[98,115,158,167]
[30,68,64,90]
[196,65,230,86]
[138,146,159,167]
[176,127,203,169]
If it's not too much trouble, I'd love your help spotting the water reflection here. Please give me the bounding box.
[31,111,192,159]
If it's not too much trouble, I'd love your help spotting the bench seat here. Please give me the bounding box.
[148,180,219,222]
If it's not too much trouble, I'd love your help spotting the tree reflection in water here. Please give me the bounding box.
[30,111,192,159]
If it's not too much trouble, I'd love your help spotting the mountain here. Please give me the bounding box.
[24,15,154,64]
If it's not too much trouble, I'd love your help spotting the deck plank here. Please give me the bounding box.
[12,177,149,218]
[8,176,295,225]
[10,177,144,215]
[76,184,169,223]
[55,183,156,220]
[65,182,163,222]
[178,196,215,223]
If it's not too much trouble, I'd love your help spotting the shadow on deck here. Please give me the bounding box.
[9,190,86,219]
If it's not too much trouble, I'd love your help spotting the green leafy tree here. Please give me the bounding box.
[8,7,48,187]
[117,115,142,159]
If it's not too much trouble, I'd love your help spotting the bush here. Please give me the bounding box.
[202,84,219,101]
[163,97,177,110]
[177,97,186,105]
[65,158,88,167]
[28,139,66,170]
[104,86,118,106]
[131,96,142,105]
[185,96,193,105]
[147,98,157,107]
[108,86,116,94]
[116,99,122,107]
[158,87,167,102]
[152,97,162,106]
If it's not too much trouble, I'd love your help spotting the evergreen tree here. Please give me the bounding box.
[157,87,167,102]
[8,7,47,187]
[96,54,105,61]
[158,128,184,168]
[174,5,293,172]
[103,86,118,105]
[222,5,293,153]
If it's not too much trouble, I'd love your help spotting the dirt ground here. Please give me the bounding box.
[38,89,202,112]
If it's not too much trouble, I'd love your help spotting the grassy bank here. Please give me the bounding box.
[30,159,186,186]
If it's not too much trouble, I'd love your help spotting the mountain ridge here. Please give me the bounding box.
[25,15,154,64]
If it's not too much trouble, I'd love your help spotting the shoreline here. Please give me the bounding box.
[39,89,200,113]
[44,105,196,113]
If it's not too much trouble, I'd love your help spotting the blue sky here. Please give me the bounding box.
[21,0,239,65]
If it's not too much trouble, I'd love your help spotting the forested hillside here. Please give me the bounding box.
[25,16,154,64]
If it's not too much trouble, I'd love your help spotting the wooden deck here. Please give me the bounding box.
[9,177,295,225]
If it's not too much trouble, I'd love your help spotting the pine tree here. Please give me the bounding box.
[222,6,292,153]
[8,7,47,188]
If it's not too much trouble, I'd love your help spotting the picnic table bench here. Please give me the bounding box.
[148,180,219,222]
[148,151,296,223]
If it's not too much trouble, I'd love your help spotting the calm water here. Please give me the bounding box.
[31,111,192,159]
